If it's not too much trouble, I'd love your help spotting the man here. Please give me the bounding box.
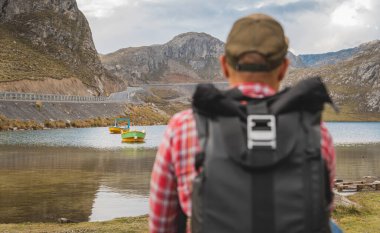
[149,13,336,233]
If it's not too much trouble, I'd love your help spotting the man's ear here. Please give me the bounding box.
[278,58,289,81]
[219,55,230,78]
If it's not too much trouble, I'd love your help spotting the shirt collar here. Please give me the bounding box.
[231,82,276,98]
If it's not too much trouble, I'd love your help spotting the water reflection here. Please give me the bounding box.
[89,185,148,222]
[0,146,155,223]
[0,123,379,223]
[335,144,380,180]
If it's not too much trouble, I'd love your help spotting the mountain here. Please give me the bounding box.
[102,33,379,119]
[285,40,380,117]
[101,32,225,84]
[287,47,360,68]
[0,0,126,95]
[287,51,305,68]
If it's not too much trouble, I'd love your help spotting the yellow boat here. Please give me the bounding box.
[108,118,130,134]
[109,126,122,134]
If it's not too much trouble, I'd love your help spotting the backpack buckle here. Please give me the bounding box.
[247,115,276,149]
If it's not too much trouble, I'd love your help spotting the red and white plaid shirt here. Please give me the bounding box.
[149,82,336,233]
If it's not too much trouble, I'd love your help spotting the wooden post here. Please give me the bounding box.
[356,184,364,191]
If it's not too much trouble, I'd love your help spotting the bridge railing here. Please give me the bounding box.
[0,92,110,102]
[0,83,228,103]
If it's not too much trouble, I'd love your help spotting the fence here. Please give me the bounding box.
[0,92,109,102]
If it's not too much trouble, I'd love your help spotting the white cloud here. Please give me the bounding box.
[77,0,128,18]
[76,0,380,55]
[331,0,372,27]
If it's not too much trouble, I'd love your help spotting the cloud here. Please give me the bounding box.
[77,0,128,18]
[76,0,380,55]
[331,0,372,27]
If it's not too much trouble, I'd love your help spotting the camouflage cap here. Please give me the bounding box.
[225,13,289,72]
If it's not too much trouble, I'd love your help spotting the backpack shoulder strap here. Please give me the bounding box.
[193,112,208,170]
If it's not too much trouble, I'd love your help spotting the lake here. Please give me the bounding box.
[0,123,379,223]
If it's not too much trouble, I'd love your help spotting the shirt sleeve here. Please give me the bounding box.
[149,118,180,233]
[320,122,336,193]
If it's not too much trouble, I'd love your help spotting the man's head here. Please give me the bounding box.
[220,13,289,90]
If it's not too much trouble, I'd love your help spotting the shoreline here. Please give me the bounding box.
[0,103,172,131]
[2,117,380,132]
[0,192,378,233]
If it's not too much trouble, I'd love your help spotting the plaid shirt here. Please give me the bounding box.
[149,82,336,233]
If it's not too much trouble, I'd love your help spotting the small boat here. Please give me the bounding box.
[121,130,146,143]
[109,118,130,134]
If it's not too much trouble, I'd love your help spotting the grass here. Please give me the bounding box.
[0,11,109,89]
[0,100,175,131]
[0,25,76,83]
[0,215,148,233]
[149,88,181,100]
[333,192,380,233]
[125,105,170,125]
[0,114,116,131]
[323,104,380,122]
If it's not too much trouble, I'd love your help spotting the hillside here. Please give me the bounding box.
[102,33,380,120]
[101,32,225,84]
[287,47,360,68]
[285,40,380,119]
[0,0,126,96]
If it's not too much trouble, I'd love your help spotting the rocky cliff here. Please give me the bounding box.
[101,32,225,84]
[0,0,126,95]
[285,40,380,114]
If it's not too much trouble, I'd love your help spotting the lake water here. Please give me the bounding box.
[0,123,379,223]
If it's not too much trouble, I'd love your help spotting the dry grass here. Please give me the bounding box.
[125,105,169,125]
[0,115,43,130]
[0,25,76,83]
[150,88,181,100]
[0,115,115,131]
[323,104,380,122]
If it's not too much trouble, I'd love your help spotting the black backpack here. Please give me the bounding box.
[189,77,336,233]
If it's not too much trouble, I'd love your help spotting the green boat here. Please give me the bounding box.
[121,130,146,143]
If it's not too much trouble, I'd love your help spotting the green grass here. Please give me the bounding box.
[333,192,380,233]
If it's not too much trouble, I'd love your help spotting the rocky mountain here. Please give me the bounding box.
[286,52,305,68]
[101,32,225,84]
[285,40,380,115]
[287,47,360,68]
[0,0,126,95]
[103,33,379,118]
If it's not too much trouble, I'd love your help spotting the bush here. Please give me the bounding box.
[35,101,43,111]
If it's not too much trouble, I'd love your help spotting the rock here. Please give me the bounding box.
[0,0,126,95]
[101,32,225,84]
[333,191,361,208]
[58,217,76,223]
[286,40,380,114]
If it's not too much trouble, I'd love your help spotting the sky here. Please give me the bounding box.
[76,0,380,55]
